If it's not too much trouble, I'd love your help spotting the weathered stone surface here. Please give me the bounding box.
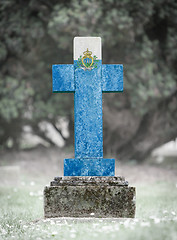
[44,176,136,218]
[52,37,123,176]
[48,37,135,218]
[51,176,128,186]
[64,159,115,176]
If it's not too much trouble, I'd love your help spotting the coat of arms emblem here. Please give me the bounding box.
[76,48,99,70]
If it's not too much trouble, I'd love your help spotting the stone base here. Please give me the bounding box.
[44,177,136,218]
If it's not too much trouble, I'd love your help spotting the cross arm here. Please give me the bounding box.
[52,64,75,92]
[102,64,123,92]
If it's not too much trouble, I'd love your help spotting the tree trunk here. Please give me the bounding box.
[103,90,177,161]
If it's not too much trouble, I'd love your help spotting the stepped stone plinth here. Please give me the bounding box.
[44,176,136,218]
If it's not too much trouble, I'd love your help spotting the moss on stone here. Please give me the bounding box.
[44,177,136,218]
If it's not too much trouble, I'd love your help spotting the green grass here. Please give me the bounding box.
[0,180,177,240]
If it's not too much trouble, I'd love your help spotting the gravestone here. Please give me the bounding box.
[44,37,136,218]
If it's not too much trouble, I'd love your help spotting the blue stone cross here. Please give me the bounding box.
[52,37,123,176]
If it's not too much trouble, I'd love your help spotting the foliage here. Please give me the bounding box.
[0,0,176,158]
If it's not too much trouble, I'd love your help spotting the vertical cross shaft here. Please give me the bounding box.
[74,60,103,159]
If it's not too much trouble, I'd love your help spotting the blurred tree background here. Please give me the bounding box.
[0,0,176,161]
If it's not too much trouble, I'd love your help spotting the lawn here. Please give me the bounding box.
[0,148,177,240]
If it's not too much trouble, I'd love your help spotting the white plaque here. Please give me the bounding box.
[74,37,102,60]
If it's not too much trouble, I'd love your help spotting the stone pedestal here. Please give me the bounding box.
[44,177,136,218]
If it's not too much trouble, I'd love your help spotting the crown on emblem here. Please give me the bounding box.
[83,48,92,58]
